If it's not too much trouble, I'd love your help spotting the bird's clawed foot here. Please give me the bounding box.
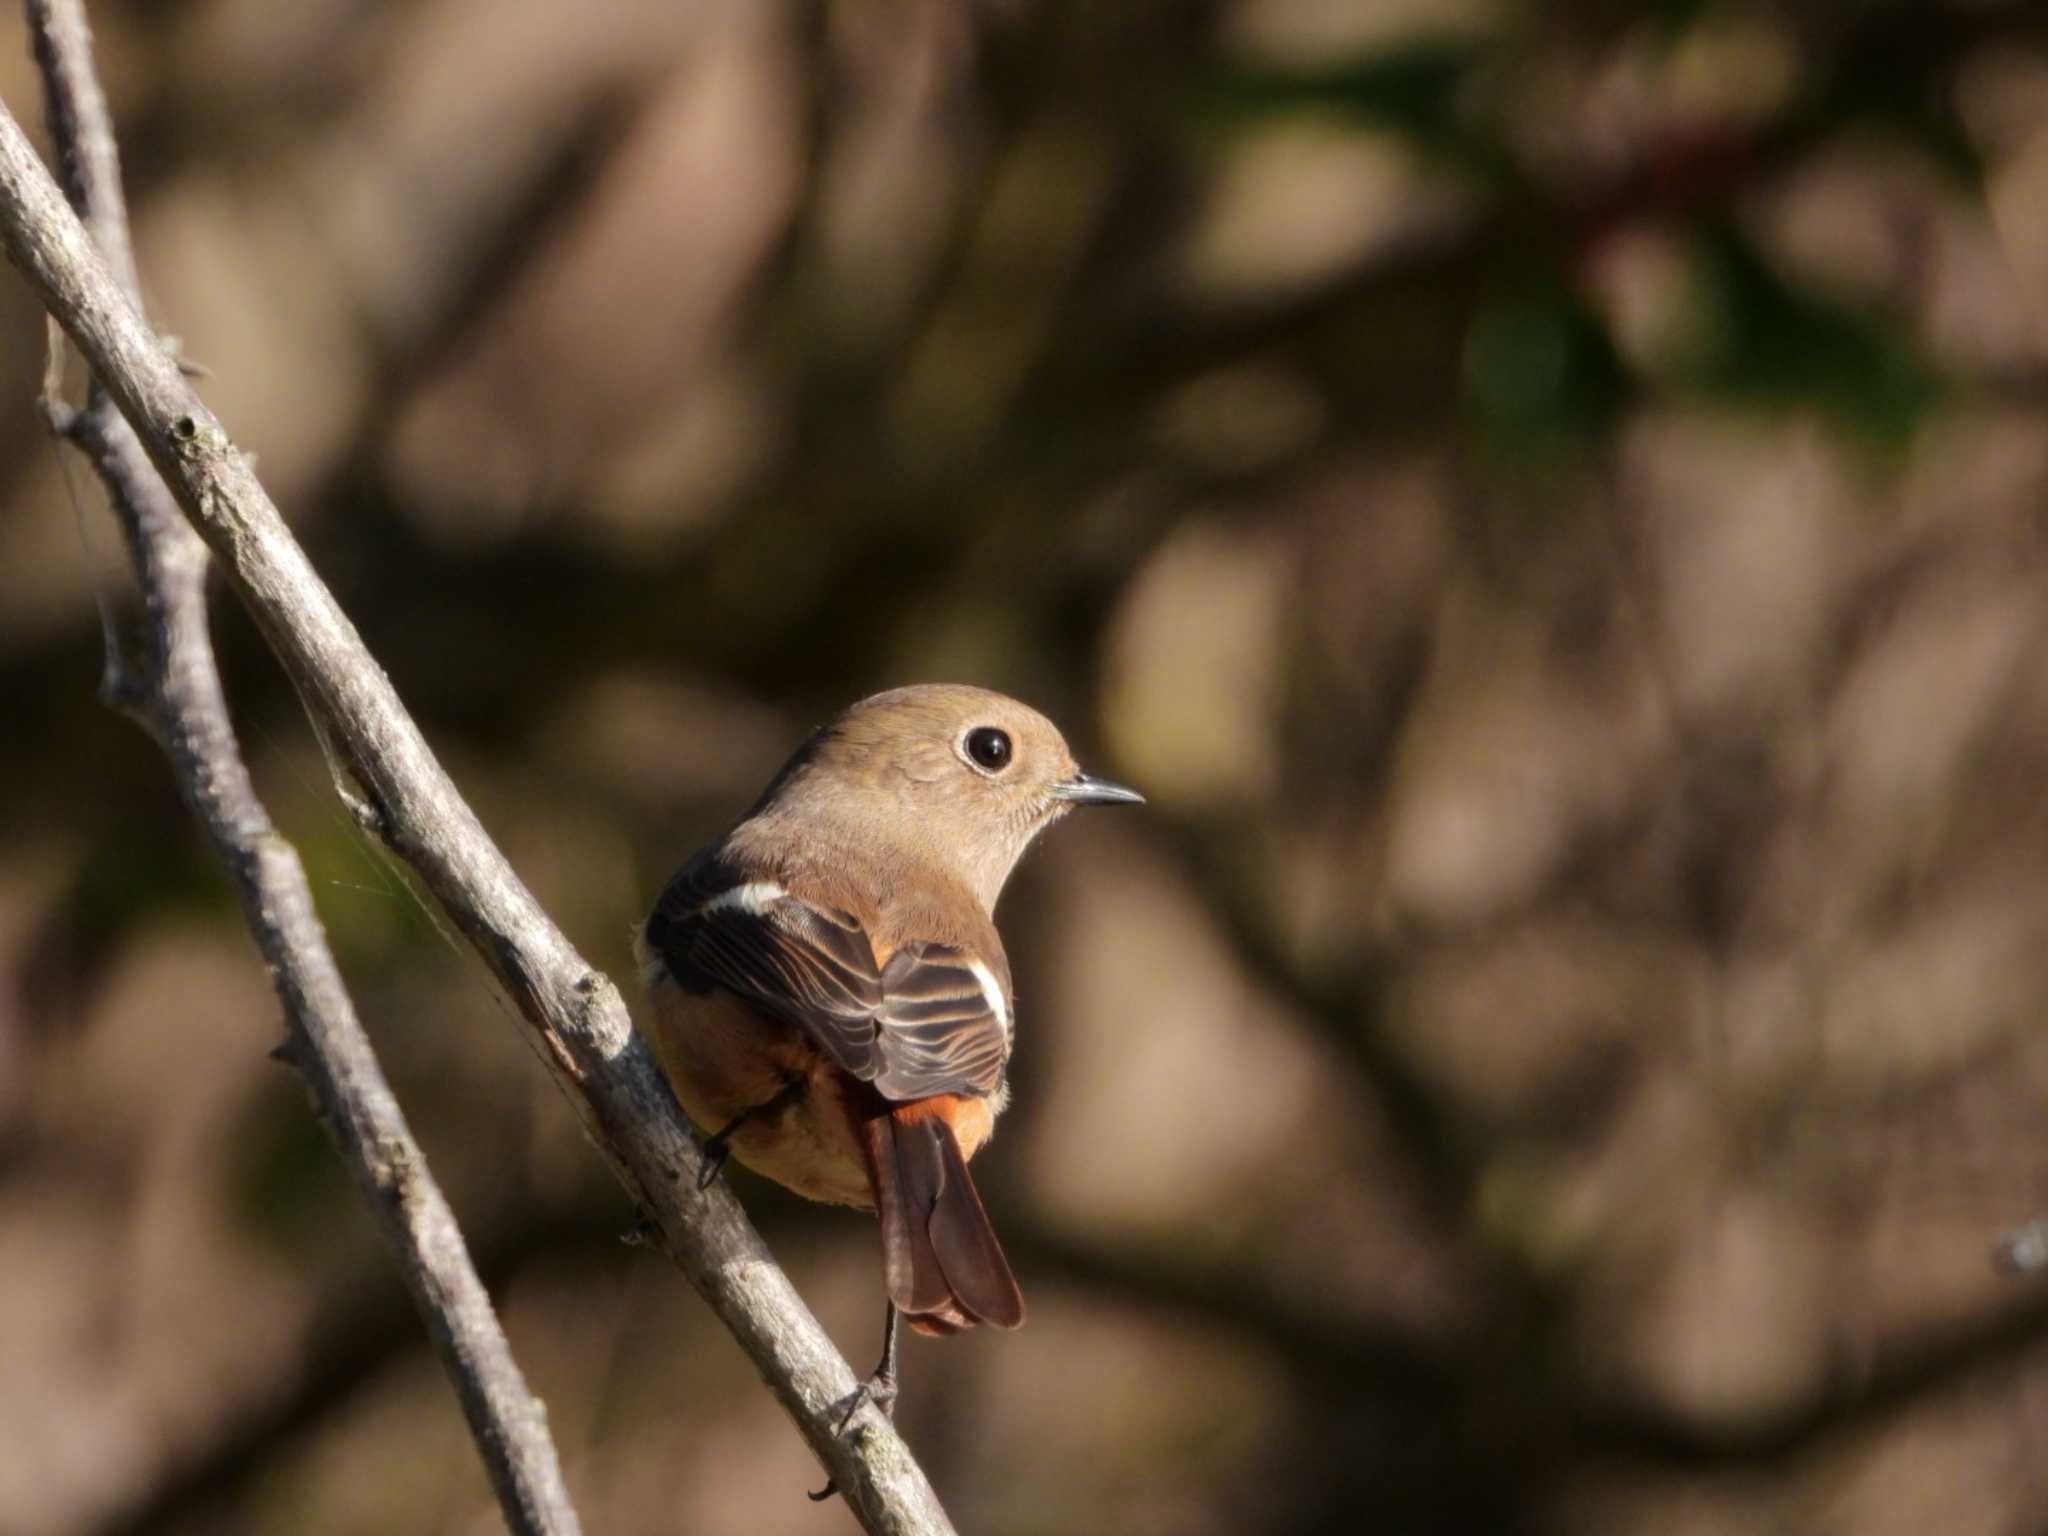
[696,1077,806,1191]
[805,1370,896,1503]
[807,1304,901,1503]
[835,1363,899,1433]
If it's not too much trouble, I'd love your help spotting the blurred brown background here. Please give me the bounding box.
[7,1,2048,1532]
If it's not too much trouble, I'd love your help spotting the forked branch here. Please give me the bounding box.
[23,2,581,1531]
[2,6,953,1530]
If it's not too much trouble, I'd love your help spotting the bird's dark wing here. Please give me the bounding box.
[870,941,1012,1100]
[647,854,1011,1101]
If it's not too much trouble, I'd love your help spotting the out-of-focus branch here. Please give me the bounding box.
[25,0,131,294]
[94,1195,624,1536]
[1160,826,1476,1222]
[22,5,583,1534]
[0,49,954,1536]
[1563,1283,2048,1473]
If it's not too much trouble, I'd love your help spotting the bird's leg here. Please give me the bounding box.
[808,1303,901,1502]
[696,1074,807,1190]
[850,1301,901,1424]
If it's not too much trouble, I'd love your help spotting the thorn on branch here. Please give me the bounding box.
[306,711,393,842]
[344,789,388,840]
[97,658,153,731]
[157,331,211,379]
[619,1210,661,1248]
[38,393,79,438]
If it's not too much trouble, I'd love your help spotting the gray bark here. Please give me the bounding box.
[0,16,955,1531]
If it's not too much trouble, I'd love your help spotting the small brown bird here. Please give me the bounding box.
[635,685,1141,1419]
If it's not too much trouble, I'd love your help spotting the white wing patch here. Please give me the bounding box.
[696,880,786,917]
[966,958,1012,1040]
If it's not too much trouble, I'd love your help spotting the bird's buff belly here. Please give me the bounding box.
[640,972,878,1210]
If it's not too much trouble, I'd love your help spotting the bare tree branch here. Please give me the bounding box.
[0,29,956,1535]
[92,1197,622,1536]
[22,4,584,1533]
[25,0,132,294]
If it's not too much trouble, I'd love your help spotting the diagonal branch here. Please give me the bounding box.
[23,3,582,1533]
[0,26,955,1535]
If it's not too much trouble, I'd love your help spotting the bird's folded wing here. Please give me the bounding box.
[649,856,1010,1101]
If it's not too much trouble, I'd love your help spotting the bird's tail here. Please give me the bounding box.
[864,1098,1025,1336]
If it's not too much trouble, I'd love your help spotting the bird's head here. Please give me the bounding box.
[764,683,1143,911]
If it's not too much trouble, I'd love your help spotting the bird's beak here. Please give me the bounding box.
[1052,771,1145,806]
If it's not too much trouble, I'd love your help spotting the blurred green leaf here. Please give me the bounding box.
[1204,39,1497,161]
[1682,222,1940,442]
[1462,281,1629,463]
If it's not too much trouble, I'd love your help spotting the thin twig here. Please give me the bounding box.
[25,0,133,293]
[23,4,580,1532]
[0,34,956,1535]
[92,1197,623,1536]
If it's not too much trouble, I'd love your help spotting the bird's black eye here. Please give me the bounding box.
[965,726,1012,772]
